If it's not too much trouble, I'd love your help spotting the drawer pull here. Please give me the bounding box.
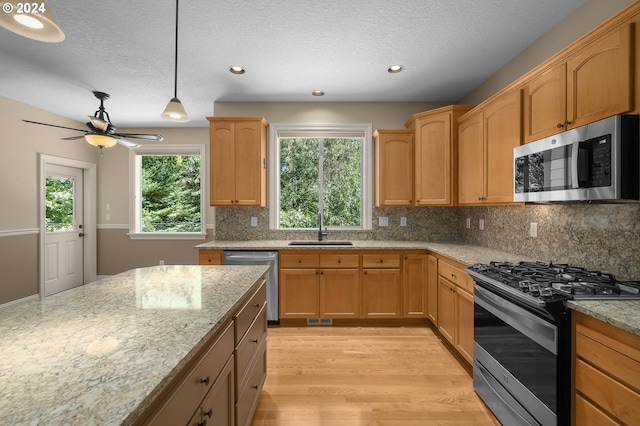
[338,259,342,263]
[451,273,456,278]
[200,376,210,386]
[254,303,260,308]
[252,339,259,344]
[379,260,384,263]
[204,409,213,418]
[252,385,259,390]
[197,421,206,426]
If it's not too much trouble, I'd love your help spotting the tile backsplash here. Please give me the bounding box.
[214,203,640,280]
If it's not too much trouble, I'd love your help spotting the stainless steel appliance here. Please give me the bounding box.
[514,114,639,202]
[466,261,640,426]
[223,251,279,324]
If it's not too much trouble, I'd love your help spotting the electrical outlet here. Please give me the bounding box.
[400,217,407,226]
[479,218,485,231]
[159,260,165,265]
[530,222,538,238]
[378,217,389,227]
[105,213,110,222]
[250,216,258,227]
[466,218,471,229]
[105,203,111,211]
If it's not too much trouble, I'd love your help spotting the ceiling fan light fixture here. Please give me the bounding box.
[85,134,117,148]
[0,1,65,42]
[161,0,190,123]
[161,97,190,122]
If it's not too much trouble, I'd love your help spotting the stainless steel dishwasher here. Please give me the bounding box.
[223,251,278,325]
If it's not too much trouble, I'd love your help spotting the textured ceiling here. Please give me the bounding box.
[0,0,586,127]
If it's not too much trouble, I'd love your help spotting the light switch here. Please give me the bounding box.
[479,218,485,230]
[378,217,389,227]
[465,218,471,229]
[530,222,538,238]
[400,217,407,226]
[106,203,111,211]
[106,213,110,222]
[250,217,258,227]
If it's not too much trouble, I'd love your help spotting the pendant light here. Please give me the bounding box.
[0,1,65,43]
[161,0,190,122]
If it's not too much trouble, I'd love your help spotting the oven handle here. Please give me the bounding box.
[474,285,558,354]
[570,140,580,189]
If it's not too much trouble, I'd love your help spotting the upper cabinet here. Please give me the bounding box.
[405,105,474,206]
[523,23,633,142]
[374,129,414,206]
[208,117,268,206]
[458,90,523,205]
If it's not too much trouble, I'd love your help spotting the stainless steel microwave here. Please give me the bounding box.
[514,115,639,202]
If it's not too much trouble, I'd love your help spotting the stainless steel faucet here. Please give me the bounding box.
[317,212,328,241]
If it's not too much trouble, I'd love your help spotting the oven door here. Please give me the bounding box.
[473,285,558,426]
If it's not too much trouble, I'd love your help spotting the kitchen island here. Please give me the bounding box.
[0,264,268,425]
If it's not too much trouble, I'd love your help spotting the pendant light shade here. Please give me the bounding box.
[0,1,65,43]
[161,0,190,122]
[84,134,117,148]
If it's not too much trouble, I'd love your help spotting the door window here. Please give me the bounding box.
[45,176,75,232]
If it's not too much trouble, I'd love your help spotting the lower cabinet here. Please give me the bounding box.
[199,249,224,265]
[573,311,640,425]
[402,253,429,318]
[426,254,439,324]
[436,256,474,365]
[187,356,235,426]
[362,253,401,318]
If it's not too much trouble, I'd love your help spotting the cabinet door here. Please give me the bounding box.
[210,122,236,205]
[437,277,456,345]
[234,120,266,206]
[319,269,360,317]
[402,254,428,318]
[455,288,474,365]
[457,110,484,204]
[187,356,235,426]
[361,268,401,318]
[567,24,633,129]
[279,269,319,318]
[414,113,451,205]
[374,131,414,206]
[426,255,438,324]
[523,63,567,142]
[484,89,522,204]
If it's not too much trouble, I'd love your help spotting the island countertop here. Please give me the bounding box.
[0,264,269,425]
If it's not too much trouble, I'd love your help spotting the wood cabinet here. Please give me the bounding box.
[523,24,633,142]
[402,253,428,318]
[279,251,360,319]
[187,356,235,426]
[573,311,640,425]
[362,253,401,318]
[405,105,475,206]
[198,249,224,265]
[458,90,522,205]
[373,129,414,206]
[426,254,438,324]
[436,257,474,365]
[208,117,268,206]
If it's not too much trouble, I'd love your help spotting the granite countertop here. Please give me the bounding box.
[196,240,532,265]
[568,300,640,336]
[0,264,269,425]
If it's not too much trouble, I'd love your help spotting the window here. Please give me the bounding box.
[269,124,372,230]
[129,144,207,239]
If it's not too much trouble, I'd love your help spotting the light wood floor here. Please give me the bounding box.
[251,325,500,426]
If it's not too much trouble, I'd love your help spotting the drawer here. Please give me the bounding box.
[188,355,235,426]
[236,339,267,426]
[280,253,320,268]
[234,280,267,346]
[199,249,223,265]
[319,253,359,268]
[574,393,619,426]
[576,329,640,391]
[147,322,234,425]
[235,304,267,397]
[575,358,640,424]
[438,260,474,293]
[362,253,400,268]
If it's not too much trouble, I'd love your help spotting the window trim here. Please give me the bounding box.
[128,144,207,240]
[268,123,373,230]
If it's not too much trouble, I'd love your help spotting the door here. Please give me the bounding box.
[44,164,84,296]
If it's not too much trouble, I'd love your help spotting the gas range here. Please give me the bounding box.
[466,261,640,309]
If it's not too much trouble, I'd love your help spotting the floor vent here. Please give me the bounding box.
[307,318,333,326]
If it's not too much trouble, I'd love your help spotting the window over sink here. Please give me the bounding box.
[269,124,372,230]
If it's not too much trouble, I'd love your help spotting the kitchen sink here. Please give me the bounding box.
[288,241,353,246]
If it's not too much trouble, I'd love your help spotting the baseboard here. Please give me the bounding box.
[0,294,39,311]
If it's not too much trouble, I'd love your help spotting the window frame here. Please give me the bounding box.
[268,123,373,230]
[128,144,207,240]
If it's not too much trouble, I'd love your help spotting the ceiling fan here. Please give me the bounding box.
[23,91,164,149]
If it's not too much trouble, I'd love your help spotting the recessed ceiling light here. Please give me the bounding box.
[312,90,325,96]
[229,66,245,75]
[387,65,404,73]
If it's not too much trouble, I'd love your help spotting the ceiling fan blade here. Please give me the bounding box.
[115,138,142,149]
[88,115,111,132]
[22,120,87,133]
[61,135,87,140]
[115,133,165,141]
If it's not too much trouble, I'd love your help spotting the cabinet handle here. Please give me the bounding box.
[298,260,302,263]
[338,259,341,263]
[565,120,572,126]
[263,158,267,169]
[379,260,384,263]
[252,339,259,344]
[197,421,206,426]
[200,376,210,386]
[204,409,213,418]
[451,273,456,278]
[254,303,260,308]
[364,271,368,275]
[557,123,564,129]
[252,385,259,390]
[320,271,324,275]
